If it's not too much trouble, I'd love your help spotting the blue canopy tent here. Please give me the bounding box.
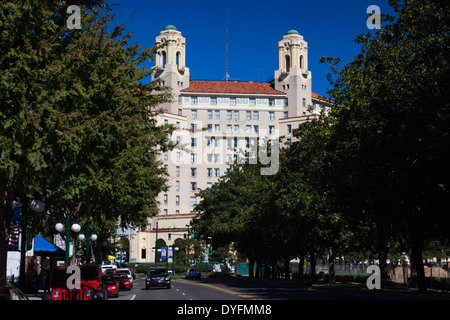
[33,235,65,258]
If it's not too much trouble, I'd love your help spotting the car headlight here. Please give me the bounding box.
[85,289,93,297]
[124,281,129,284]
[112,286,117,290]
[165,276,171,281]
[52,289,60,298]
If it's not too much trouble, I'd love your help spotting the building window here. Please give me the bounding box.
[191,138,197,147]
[164,194,168,204]
[234,110,239,120]
[214,168,220,177]
[226,125,232,134]
[190,196,197,206]
[284,99,288,107]
[284,112,289,118]
[207,154,212,163]
[249,98,256,106]
[214,154,220,163]
[176,166,180,177]
[191,167,197,177]
[269,125,275,135]
[207,124,212,133]
[191,153,197,163]
[269,112,275,121]
[246,111,251,121]
[211,97,217,105]
[287,124,292,134]
[234,125,239,134]
[191,182,197,192]
[230,97,236,105]
[226,110,232,120]
[141,248,146,259]
[176,181,180,191]
[191,123,197,133]
[191,109,197,119]
[253,111,259,120]
[207,110,213,120]
[207,168,212,177]
[191,96,198,104]
[302,98,306,107]
[254,125,259,133]
[207,182,212,189]
[269,98,275,106]
[164,209,168,215]
[215,110,220,120]
[214,124,220,133]
[176,195,180,206]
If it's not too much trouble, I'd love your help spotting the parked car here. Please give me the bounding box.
[114,268,133,283]
[185,268,201,280]
[112,273,132,290]
[50,265,108,300]
[146,267,171,289]
[101,261,117,274]
[102,275,119,298]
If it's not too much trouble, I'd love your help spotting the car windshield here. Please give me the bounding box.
[189,269,199,273]
[113,274,128,279]
[148,269,166,275]
[102,277,116,284]
[52,267,99,282]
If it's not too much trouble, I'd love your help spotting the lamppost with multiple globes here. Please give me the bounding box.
[55,215,81,266]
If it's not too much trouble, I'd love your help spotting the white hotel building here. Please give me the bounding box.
[127,25,331,263]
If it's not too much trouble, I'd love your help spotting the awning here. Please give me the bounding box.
[33,235,65,257]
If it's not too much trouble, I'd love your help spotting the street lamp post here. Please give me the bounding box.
[154,219,158,267]
[18,197,45,291]
[55,214,81,266]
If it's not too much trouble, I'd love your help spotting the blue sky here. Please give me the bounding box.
[113,0,396,97]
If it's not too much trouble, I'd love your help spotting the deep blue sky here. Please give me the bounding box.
[112,0,396,97]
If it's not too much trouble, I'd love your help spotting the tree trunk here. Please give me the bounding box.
[378,243,389,289]
[411,236,427,293]
[248,259,254,278]
[284,256,290,280]
[328,247,336,284]
[0,196,12,294]
[310,249,316,283]
[298,252,304,282]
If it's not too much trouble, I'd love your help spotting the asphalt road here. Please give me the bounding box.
[113,276,449,301]
[116,278,248,300]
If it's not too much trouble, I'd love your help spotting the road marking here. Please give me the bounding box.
[173,279,261,300]
[131,294,136,300]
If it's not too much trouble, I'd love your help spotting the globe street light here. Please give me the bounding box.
[54,215,80,266]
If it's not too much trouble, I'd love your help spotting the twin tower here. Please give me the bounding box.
[152,25,312,118]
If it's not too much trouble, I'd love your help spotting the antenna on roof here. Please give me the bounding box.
[225,9,230,82]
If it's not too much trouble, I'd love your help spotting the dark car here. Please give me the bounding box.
[185,268,201,280]
[146,267,171,289]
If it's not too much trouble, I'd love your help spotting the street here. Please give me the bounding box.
[110,276,446,301]
[116,278,249,300]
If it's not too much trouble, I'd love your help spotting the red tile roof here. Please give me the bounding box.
[182,80,285,95]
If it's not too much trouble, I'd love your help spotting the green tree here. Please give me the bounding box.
[320,0,449,292]
[0,1,173,291]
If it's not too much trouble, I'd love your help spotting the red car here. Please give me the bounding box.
[102,275,119,298]
[50,265,108,300]
[112,273,132,290]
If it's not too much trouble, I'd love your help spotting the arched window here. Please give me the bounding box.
[176,51,181,67]
[300,55,304,69]
[285,55,290,72]
[162,51,166,68]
